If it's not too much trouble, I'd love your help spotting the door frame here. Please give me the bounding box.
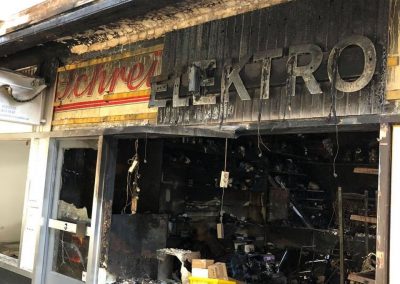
[41,137,102,284]
[376,123,392,284]
[388,125,400,284]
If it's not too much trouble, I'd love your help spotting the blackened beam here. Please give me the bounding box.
[0,113,398,141]
[0,0,181,56]
[234,114,381,136]
[39,125,237,139]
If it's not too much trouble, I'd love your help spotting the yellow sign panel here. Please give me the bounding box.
[52,45,163,129]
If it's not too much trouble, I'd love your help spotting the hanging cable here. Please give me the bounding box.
[224,138,228,171]
[257,123,271,155]
[122,139,140,214]
[219,138,228,225]
[257,100,271,156]
[219,73,227,128]
[144,133,148,164]
[329,48,340,179]
[333,123,340,178]
[0,84,46,103]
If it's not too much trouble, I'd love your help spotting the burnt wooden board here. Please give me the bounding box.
[156,0,389,126]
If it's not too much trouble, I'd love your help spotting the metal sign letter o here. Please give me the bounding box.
[327,35,377,93]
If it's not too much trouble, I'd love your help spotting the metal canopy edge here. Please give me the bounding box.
[0,0,135,56]
[0,114,398,141]
[235,114,383,136]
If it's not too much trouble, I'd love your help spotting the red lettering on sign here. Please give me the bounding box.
[146,58,159,88]
[98,66,127,94]
[128,58,160,90]
[127,63,145,90]
[57,71,76,100]
[73,74,88,97]
[85,65,101,97]
[55,50,163,109]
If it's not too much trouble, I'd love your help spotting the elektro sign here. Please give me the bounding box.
[150,35,376,108]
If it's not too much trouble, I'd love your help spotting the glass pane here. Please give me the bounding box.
[52,148,97,281]
[53,231,90,280]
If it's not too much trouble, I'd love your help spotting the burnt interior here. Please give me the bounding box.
[102,131,379,284]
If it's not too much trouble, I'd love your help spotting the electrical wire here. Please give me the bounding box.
[329,48,340,179]
[224,138,228,171]
[122,172,131,214]
[122,139,140,214]
[219,71,227,128]
[219,138,228,224]
[333,123,340,178]
[1,84,46,103]
[257,91,270,156]
[144,133,148,163]
[327,201,337,229]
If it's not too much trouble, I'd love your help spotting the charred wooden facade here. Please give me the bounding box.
[151,0,391,126]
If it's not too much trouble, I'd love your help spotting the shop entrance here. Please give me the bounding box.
[103,129,379,284]
[44,140,98,284]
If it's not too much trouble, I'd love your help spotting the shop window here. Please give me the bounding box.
[52,148,97,281]
[0,140,30,259]
[103,132,379,283]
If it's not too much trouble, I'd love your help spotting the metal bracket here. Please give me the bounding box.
[193,94,217,105]
[190,59,217,104]
[172,76,189,107]
[149,75,168,107]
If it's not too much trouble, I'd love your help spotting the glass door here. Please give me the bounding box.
[45,140,98,284]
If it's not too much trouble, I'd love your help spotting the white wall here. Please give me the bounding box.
[0,121,33,134]
[0,140,30,243]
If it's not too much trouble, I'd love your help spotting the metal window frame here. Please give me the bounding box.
[35,137,101,284]
[376,123,392,284]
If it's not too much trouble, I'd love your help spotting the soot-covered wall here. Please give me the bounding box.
[155,0,389,125]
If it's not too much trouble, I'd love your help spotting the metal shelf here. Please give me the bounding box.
[350,214,377,224]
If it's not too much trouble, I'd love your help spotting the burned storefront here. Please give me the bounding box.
[1,0,400,283]
[52,0,390,283]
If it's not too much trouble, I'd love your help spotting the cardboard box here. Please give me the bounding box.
[192,268,209,278]
[192,259,214,269]
[208,262,228,279]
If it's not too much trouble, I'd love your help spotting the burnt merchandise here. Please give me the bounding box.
[106,132,378,283]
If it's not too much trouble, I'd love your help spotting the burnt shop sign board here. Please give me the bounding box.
[53,45,163,128]
[150,35,380,125]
